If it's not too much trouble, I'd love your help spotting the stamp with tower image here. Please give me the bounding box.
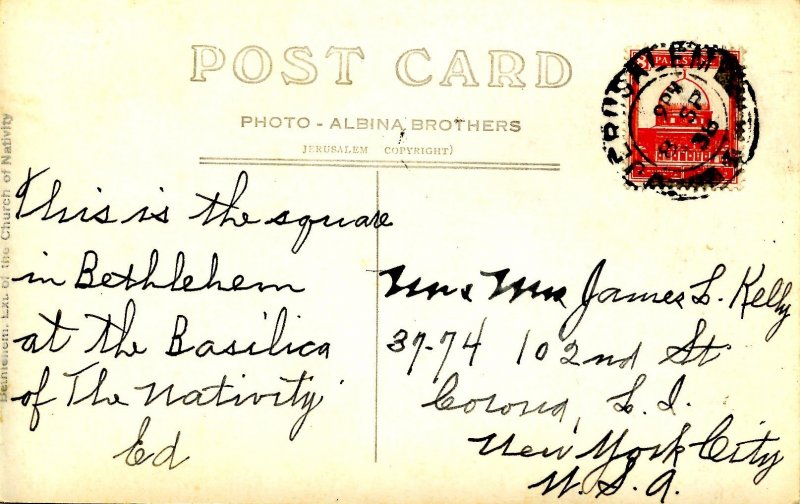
[601,42,759,200]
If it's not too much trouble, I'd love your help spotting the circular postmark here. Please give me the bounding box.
[601,42,759,200]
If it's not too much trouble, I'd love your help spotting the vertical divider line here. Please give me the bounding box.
[374,169,380,463]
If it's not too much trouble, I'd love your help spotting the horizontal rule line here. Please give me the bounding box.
[199,157,560,171]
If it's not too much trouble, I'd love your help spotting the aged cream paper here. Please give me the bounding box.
[0,0,798,502]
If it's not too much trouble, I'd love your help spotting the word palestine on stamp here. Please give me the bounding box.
[601,41,758,200]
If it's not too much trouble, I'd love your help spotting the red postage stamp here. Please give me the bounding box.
[601,42,758,200]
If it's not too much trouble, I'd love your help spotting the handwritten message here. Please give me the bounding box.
[4,165,794,502]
